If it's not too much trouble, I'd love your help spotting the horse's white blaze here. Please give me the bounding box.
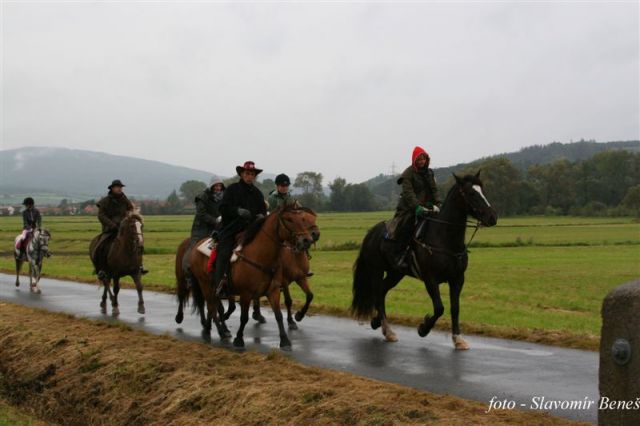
[135,221,144,244]
[472,185,491,207]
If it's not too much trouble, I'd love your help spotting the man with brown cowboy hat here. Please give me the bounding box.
[93,179,148,279]
[212,161,267,295]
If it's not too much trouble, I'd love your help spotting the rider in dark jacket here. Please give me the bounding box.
[190,181,225,241]
[93,180,147,278]
[393,147,441,269]
[212,161,267,294]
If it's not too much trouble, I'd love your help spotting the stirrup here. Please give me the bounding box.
[215,277,228,298]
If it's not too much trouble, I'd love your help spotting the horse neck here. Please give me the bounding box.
[428,188,468,250]
[242,214,283,265]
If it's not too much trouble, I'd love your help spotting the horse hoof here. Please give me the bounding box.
[138,305,145,315]
[100,306,107,314]
[15,282,19,288]
[453,335,470,350]
[384,331,398,343]
[288,321,298,330]
[417,324,429,338]
[175,312,184,324]
[294,312,304,322]
[222,330,232,339]
[36,289,42,295]
[280,338,292,350]
[252,312,267,324]
[112,307,120,317]
[233,337,245,348]
[371,317,382,330]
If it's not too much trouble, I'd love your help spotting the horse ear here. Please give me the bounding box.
[475,169,481,178]
[452,173,462,184]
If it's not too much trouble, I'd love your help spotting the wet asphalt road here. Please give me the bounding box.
[1,273,598,423]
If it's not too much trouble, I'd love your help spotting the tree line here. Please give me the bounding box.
[38,149,638,217]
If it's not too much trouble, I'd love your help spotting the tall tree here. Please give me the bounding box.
[179,180,207,202]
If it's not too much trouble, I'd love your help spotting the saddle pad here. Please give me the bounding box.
[196,238,214,257]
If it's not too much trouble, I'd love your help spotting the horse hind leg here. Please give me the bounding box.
[15,258,22,287]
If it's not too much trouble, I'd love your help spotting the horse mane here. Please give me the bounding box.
[241,215,268,246]
[123,213,144,224]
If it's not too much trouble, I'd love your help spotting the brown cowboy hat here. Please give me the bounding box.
[236,161,263,176]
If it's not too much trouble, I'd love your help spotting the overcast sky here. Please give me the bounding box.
[1,1,638,182]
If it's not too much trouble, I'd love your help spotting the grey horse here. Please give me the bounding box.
[15,229,52,294]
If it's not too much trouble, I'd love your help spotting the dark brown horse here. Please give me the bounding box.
[231,215,319,330]
[89,213,146,316]
[175,206,318,349]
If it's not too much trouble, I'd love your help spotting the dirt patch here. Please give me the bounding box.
[0,302,583,426]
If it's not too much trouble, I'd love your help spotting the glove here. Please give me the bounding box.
[432,205,440,213]
[215,216,222,224]
[255,214,265,220]
[237,208,251,220]
[415,205,428,217]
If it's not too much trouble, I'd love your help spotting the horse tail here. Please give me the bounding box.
[350,222,385,320]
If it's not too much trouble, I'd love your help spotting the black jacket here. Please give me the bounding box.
[22,208,42,230]
[219,180,266,229]
[97,192,134,232]
[190,188,222,239]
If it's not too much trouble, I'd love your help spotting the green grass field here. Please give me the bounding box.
[1,214,638,348]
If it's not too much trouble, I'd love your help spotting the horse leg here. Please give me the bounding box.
[100,281,108,313]
[223,296,236,321]
[233,294,251,348]
[449,277,469,350]
[267,288,292,350]
[294,277,314,323]
[15,258,22,287]
[283,285,297,330]
[379,271,403,342]
[216,300,232,338]
[33,260,42,294]
[28,261,35,292]
[133,274,145,314]
[418,277,444,338]
[252,297,267,324]
[112,278,120,316]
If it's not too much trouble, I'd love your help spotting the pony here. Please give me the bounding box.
[351,172,498,350]
[15,228,51,293]
[89,213,146,316]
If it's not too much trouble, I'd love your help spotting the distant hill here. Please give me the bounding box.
[365,140,640,206]
[0,147,222,204]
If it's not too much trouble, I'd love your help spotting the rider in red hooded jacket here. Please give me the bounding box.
[392,146,441,269]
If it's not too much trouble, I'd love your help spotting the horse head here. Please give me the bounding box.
[276,205,320,251]
[119,213,144,248]
[452,171,498,227]
[33,229,51,256]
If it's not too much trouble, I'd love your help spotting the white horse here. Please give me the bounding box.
[15,229,52,293]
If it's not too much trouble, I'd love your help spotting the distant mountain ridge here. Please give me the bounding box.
[1,140,638,205]
[0,147,221,203]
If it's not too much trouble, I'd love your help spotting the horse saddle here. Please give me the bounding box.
[195,238,215,257]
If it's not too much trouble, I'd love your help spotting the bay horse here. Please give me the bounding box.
[89,213,146,316]
[175,205,318,349]
[14,229,51,293]
[351,172,498,350]
[225,212,319,330]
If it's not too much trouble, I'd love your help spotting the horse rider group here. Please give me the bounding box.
[15,146,439,288]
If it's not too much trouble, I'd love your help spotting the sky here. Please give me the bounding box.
[1,1,639,182]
